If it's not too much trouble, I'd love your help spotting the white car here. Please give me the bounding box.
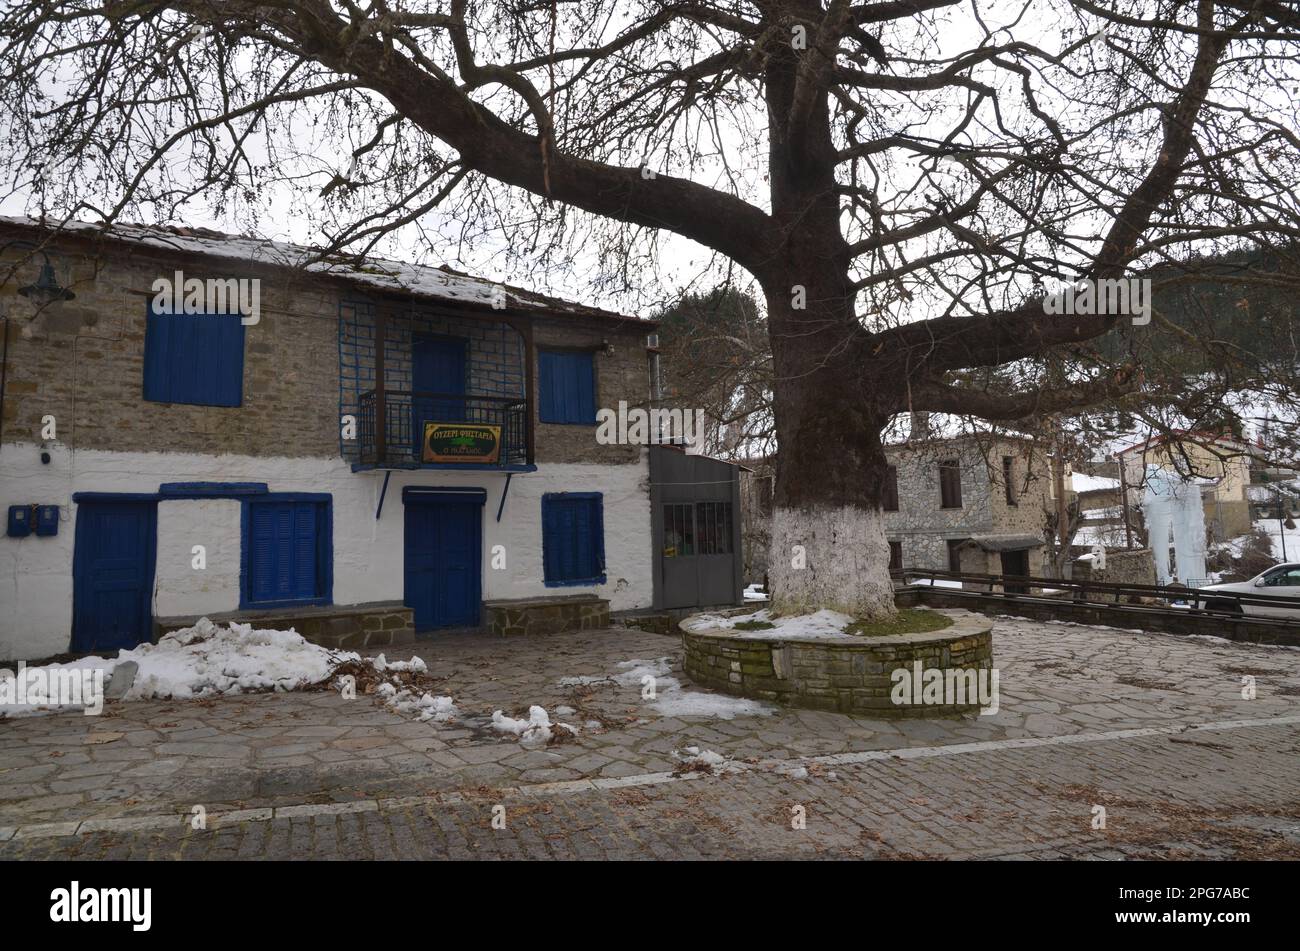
[1199,563,1300,618]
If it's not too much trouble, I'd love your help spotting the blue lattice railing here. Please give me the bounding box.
[358,390,528,467]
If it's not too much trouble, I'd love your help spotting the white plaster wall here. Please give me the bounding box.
[155,499,242,617]
[0,441,653,659]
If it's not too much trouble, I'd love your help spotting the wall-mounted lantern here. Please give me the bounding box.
[17,258,76,304]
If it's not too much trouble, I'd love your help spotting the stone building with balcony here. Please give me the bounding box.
[0,217,741,661]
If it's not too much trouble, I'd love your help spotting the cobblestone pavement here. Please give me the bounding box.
[2,613,1298,859]
[4,721,1297,860]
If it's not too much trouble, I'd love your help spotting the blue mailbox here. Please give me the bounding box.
[35,505,60,536]
[7,505,31,538]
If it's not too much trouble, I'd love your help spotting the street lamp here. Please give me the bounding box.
[17,260,76,304]
[1,238,76,450]
[3,241,76,305]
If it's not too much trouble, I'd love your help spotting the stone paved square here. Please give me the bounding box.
[1,612,1298,860]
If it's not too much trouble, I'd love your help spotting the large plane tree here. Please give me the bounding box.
[3,0,1298,617]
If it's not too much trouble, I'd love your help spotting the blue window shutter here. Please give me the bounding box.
[542,493,604,585]
[244,497,330,606]
[144,306,245,407]
[249,503,278,603]
[538,351,595,424]
[292,503,317,599]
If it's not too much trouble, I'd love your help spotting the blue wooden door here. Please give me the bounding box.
[72,500,157,652]
[404,498,481,630]
[411,335,467,456]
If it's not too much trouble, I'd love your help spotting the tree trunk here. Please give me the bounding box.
[760,26,899,620]
[763,276,898,620]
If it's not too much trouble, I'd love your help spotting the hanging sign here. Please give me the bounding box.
[422,422,502,464]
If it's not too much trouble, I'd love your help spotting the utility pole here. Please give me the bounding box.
[1118,452,1134,549]
[1054,425,1071,579]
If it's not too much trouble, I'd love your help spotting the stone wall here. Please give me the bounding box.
[0,223,652,464]
[1073,548,1157,587]
[530,315,647,466]
[681,611,994,717]
[484,595,610,636]
[156,601,415,650]
[885,437,1053,571]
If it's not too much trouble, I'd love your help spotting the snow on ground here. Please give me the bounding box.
[0,617,449,719]
[743,584,770,602]
[559,656,774,719]
[0,656,116,717]
[490,705,578,749]
[680,608,856,640]
[377,683,456,722]
[119,618,355,699]
[672,746,739,774]
[1214,519,1298,565]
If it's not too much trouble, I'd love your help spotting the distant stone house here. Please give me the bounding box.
[739,436,1059,585]
[0,217,742,661]
[882,435,1058,578]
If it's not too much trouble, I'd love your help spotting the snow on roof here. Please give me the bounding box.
[0,215,648,325]
[1112,430,1252,456]
[961,533,1045,551]
[1071,472,1121,493]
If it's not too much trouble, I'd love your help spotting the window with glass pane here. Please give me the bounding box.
[662,503,694,557]
[695,501,733,555]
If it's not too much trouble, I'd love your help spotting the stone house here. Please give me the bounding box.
[738,436,1060,585]
[882,435,1058,579]
[0,217,741,660]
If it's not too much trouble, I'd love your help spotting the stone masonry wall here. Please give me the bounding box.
[885,437,1052,571]
[0,224,652,463]
[485,595,610,636]
[530,315,647,466]
[682,619,994,717]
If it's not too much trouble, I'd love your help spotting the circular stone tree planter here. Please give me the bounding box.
[680,608,994,718]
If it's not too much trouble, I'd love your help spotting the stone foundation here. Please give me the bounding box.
[681,609,994,717]
[155,601,415,650]
[484,595,610,636]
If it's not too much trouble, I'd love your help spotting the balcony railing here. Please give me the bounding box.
[358,389,529,468]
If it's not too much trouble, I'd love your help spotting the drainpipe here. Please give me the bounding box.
[0,314,8,451]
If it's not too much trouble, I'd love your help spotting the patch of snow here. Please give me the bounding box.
[569,656,775,719]
[1072,472,1121,493]
[1213,519,1297,565]
[1,619,459,722]
[674,746,739,773]
[121,618,356,700]
[378,684,456,722]
[743,584,770,602]
[555,674,609,687]
[490,704,578,749]
[654,691,774,719]
[372,654,428,674]
[682,608,855,640]
[0,656,117,718]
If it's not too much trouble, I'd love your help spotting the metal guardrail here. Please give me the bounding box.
[892,567,1300,617]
